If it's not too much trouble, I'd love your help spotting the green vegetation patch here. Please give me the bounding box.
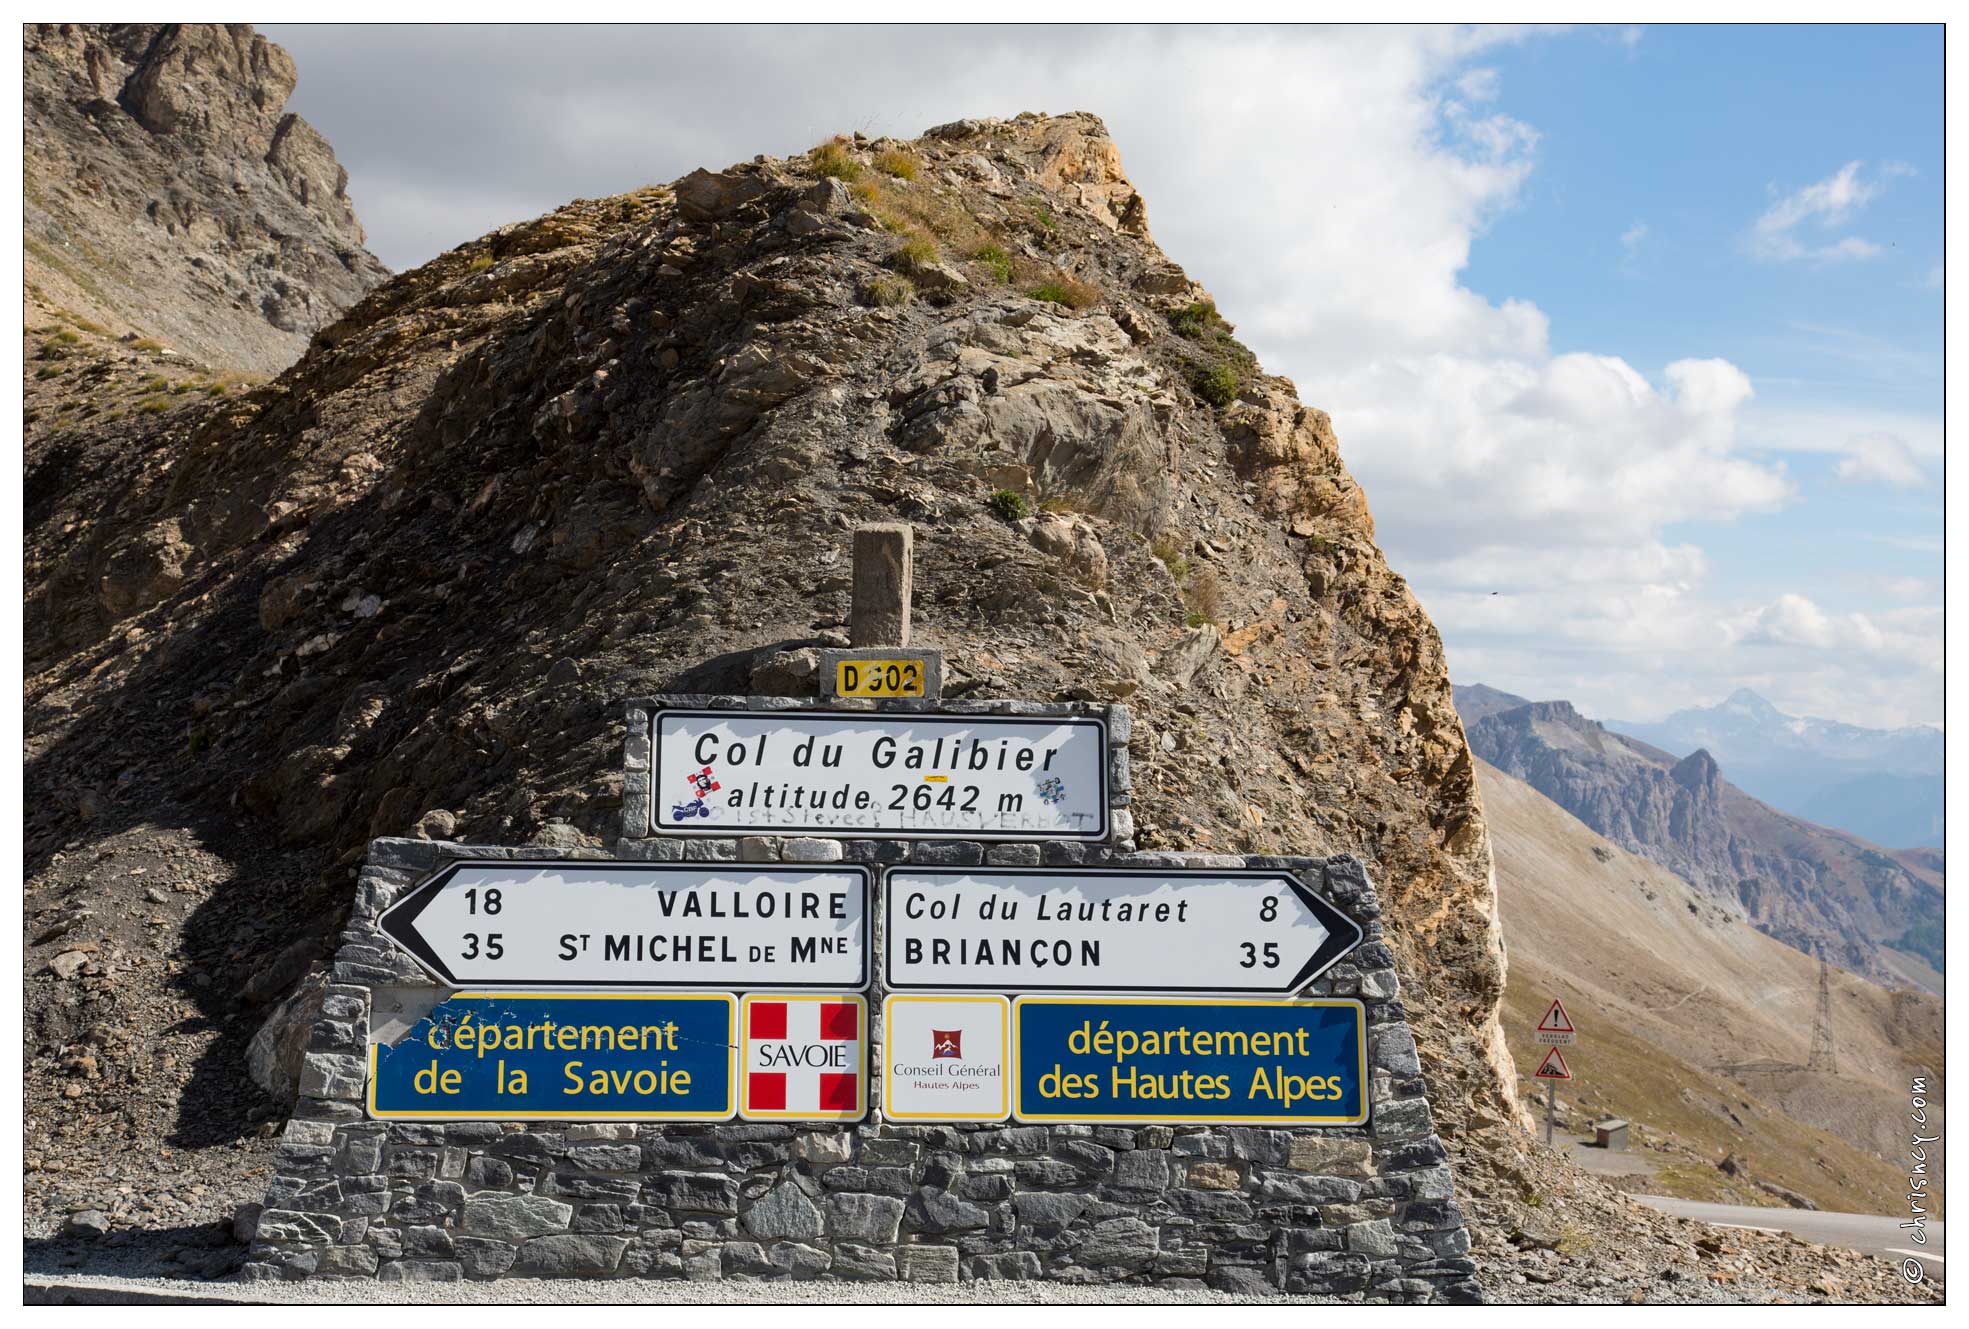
[809,140,863,182]
[987,489,1029,520]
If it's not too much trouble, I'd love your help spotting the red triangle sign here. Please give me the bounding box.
[1533,1047,1572,1080]
[1536,999,1576,1035]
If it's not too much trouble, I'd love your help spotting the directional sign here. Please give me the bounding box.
[1534,998,1578,1046]
[650,708,1108,840]
[1012,996,1367,1125]
[376,860,870,990]
[883,867,1363,995]
[1533,1046,1573,1081]
[368,991,737,1121]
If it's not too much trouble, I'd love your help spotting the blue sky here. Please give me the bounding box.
[269,23,1944,728]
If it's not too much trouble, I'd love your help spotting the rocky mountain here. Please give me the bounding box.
[1479,757,1943,1215]
[1456,688,1943,992]
[26,108,1522,1242]
[24,40,1942,1295]
[1614,689,1942,850]
[24,23,387,374]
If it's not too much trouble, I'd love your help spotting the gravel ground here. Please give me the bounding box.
[26,1275,1325,1305]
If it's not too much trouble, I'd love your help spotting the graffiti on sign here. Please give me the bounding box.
[650,709,1108,839]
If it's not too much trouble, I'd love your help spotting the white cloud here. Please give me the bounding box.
[1834,432,1929,488]
[264,25,1935,726]
[1620,219,1648,253]
[1748,161,1900,262]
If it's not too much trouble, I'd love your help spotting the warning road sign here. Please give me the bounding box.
[1533,1046,1572,1081]
[1534,998,1577,1046]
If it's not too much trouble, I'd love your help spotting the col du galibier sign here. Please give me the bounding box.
[650,708,1108,840]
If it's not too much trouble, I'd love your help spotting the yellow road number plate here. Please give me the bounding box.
[837,658,925,698]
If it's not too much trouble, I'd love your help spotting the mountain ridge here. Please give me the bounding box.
[1613,688,1942,849]
[1454,685,1943,990]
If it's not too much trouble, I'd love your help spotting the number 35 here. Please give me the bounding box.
[1239,941,1279,969]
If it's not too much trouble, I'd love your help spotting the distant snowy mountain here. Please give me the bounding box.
[1612,690,1942,848]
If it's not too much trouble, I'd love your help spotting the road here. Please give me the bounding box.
[1635,1196,1944,1285]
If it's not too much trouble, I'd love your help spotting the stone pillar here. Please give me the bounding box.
[850,524,912,647]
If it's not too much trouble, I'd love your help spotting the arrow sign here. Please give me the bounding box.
[377,860,869,990]
[1534,998,1578,1046]
[1533,1046,1573,1081]
[883,866,1363,995]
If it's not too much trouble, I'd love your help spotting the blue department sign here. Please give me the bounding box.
[367,992,737,1121]
[1011,996,1368,1125]
[650,708,1108,840]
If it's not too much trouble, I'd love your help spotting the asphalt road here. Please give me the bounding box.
[1635,1196,1944,1286]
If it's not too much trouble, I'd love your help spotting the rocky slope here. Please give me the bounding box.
[1458,690,1943,991]
[24,23,387,374]
[1480,758,1942,1214]
[26,110,1513,1228]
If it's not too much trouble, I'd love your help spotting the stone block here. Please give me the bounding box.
[782,838,845,863]
[827,1193,904,1244]
[900,1245,959,1283]
[459,1194,572,1240]
[850,524,913,646]
[511,1234,631,1276]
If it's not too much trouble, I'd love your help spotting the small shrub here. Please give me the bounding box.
[865,275,915,307]
[1030,203,1058,233]
[1184,611,1208,629]
[891,234,939,275]
[970,244,1012,284]
[205,383,228,397]
[1190,361,1240,408]
[140,373,167,388]
[466,253,494,273]
[34,364,65,379]
[136,395,172,415]
[130,338,164,353]
[1038,495,1080,515]
[874,147,920,180]
[47,328,79,346]
[1169,299,1218,339]
[60,312,107,335]
[850,179,881,204]
[988,489,1029,520]
[1150,537,1189,582]
[1029,276,1100,309]
[1182,565,1226,624]
[809,140,862,181]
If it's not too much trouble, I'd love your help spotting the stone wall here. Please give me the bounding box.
[241,696,1477,1301]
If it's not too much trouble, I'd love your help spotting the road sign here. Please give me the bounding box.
[881,994,1011,1123]
[367,991,736,1120]
[883,867,1363,995]
[834,658,927,698]
[738,993,867,1122]
[1533,1046,1573,1080]
[1535,998,1578,1046]
[650,708,1108,840]
[376,860,870,991]
[1011,997,1367,1125]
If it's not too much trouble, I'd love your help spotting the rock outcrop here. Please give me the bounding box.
[25,112,1516,1236]
[1462,692,1943,989]
[24,23,387,373]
